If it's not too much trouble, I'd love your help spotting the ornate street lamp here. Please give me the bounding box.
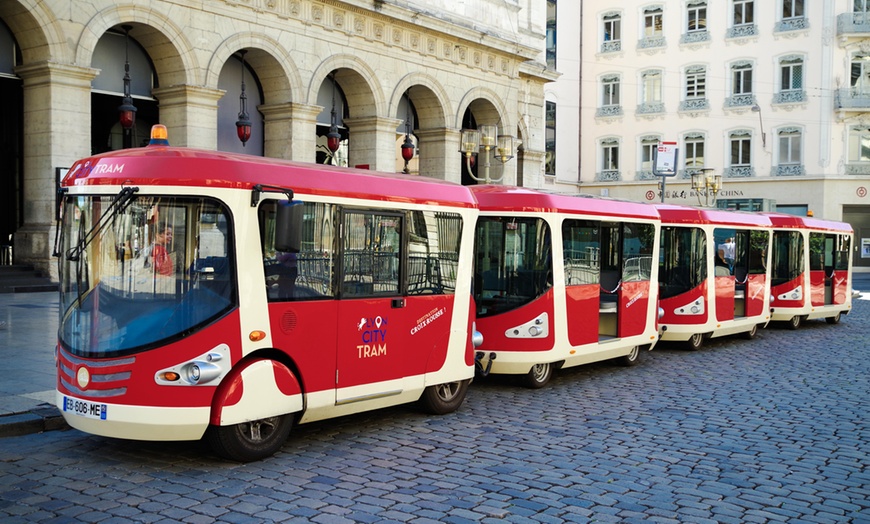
[235,50,252,146]
[400,92,415,173]
[691,168,722,207]
[460,123,515,183]
[326,72,341,156]
[117,25,137,147]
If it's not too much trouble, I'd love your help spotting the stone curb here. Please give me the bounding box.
[0,403,68,438]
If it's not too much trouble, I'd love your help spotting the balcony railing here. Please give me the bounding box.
[596,105,623,118]
[679,98,710,112]
[726,24,758,39]
[638,36,666,49]
[601,40,621,53]
[596,170,621,182]
[773,164,805,176]
[774,90,807,105]
[724,166,754,178]
[637,102,665,115]
[846,163,870,175]
[775,17,808,33]
[835,88,870,110]
[680,30,710,44]
[725,94,755,108]
[837,12,870,36]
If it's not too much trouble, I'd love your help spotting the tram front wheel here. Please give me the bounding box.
[521,362,553,389]
[419,379,470,415]
[742,323,759,340]
[206,414,294,462]
[826,312,842,325]
[787,315,802,330]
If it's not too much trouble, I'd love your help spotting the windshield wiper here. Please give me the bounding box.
[66,186,140,262]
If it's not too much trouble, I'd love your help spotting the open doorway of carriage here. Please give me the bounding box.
[90,25,158,153]
[0,19,22,260]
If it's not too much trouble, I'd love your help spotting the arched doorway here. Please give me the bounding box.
[315,71,348,166]
[0,19,22,255]
[90,25,159,152]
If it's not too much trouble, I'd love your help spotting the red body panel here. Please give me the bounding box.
[715,276,736,322]
[659,282,707,325]
[745,275,767,317]
[476,289,555,352]
[57,309,243,407]
[618,280,651,337]
[772,275,804,308]
[565,284,599,346]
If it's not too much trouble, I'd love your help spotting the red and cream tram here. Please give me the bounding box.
[470,187,661,388]
[55,126,478,461]
[765,213,853,328]
[655,204,773,349]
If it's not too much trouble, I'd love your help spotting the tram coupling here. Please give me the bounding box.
[474,351,497,377]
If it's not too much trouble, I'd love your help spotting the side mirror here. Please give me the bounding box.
[275,200,303,253]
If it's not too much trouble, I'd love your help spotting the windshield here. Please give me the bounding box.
[58,194,236,358]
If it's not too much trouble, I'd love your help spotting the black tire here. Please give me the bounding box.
[419,379,469,415]
[742,323,759,340]
[521,362,553,389]
[619,346,641,367]
[787,315,802,330]
[206,414,294,462]
[826,312,842,325]
[685,332,704,351]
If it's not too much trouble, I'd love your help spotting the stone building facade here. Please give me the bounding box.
[0,0,552,279]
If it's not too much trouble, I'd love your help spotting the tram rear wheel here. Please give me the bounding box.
[685,332,704,351]
[419,379,469,415]
[521,362,553,389]
[206,414,294,462]
[619,346,641,367]
[742,323,759,340]
[787,315,802,330]
[826,312,841,325]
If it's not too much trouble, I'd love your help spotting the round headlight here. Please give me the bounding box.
[187,364,201,383]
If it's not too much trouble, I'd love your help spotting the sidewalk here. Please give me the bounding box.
[3,273,870,439]
[0,291,67,436]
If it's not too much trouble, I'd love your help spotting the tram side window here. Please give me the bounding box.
[771,231,803,286]
[341,211,402,296]
[562,220,600,286]
[259,200,337,301]
[407,211,462,295]
[748,230,769,275]
[809,233,829,271]
[474,217,552,317]
[622,222,655,282]
[659,226,706,299]
[835,236,851,271]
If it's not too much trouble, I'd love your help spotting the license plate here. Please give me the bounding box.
[63,396,107,420]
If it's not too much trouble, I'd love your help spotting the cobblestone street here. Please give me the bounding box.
[1,300,869,523]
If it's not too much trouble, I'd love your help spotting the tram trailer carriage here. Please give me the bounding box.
[54,126,478,462]
[470,186,661,388]
[655,204,774,350]
[764,213,853,329]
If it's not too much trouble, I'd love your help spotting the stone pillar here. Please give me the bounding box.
[519,149,546,189]
[151,85,225,149]
[342,116,402,172]
[259,102,322,162]
[14,61,98,280]
[416,127,462,184]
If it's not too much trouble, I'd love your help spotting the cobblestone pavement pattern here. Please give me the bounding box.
[1,300,869,523]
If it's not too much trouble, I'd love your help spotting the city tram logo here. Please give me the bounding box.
[357,316,388,358]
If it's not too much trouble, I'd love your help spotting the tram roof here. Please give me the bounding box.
[653,203,772,227]
[762,212,853,234]
[470,186,660,220]
[62,146,476,208]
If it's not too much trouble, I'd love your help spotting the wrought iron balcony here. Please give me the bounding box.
[835,88,870,110]
[723,166,754,178]
[596,170,621,182]
[596,105,624,118]
[773,164,805,176]
[775,17,808,33]
[680,31,710,45]
[845,163,870,175]
[837,12,870,37]
[726,24,758,39]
